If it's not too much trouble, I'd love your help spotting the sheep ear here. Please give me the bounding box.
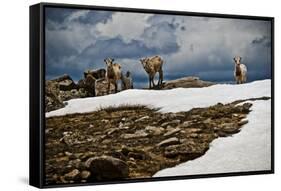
[233,57,236,61]
[240,57,242,61]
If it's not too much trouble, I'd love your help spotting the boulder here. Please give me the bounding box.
[51,74,76,91]
[85,156,129,180]
[51,74,72,82]
[45,81,65,112]
[161,76,215,89]
[83,74,96,97]
[95,78,116,96]
[84,69,106,79]
[58,79,76,91]
[58,88,87,101]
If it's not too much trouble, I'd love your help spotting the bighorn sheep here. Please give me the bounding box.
[140,55,164,89]
[104,58,122,93]
[121,71,133,90]
[233,56,247,84]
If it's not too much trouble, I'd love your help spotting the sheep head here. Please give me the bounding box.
[140,57,149,68]
[233,56,242,65]
[104,58,114,67]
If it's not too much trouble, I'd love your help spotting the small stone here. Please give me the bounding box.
[238,119,249,126]
[145,126,164,135]
[186,128,202,134]
[69,159,81,168]
[157,137,180,147]
[181,121,192,128]
[55,156,69,163]
[161,119,181,127]
[63,131,72,136]
[189,133,199,138]
[101,119,109,123]
[107,128,118,135]
[102,139,111,144]
[64,151,72,156]
[80,170,91,179]
[64,169,80,181]
[128,152,145,160]
[45,128,53,134]
[118,122,123,128]
[135,116,149,122]
[164,127,181,137]
[120,130,148,139]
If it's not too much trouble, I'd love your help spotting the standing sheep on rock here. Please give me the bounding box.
[233,56,247,84]
[104,58,122,94]
[140,56,164,89]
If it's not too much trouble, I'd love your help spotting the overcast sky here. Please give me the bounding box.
[45,7,272,88]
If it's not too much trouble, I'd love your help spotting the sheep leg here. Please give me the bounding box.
[149,75,151,89]
[157,72,161,85]
[114,81,118,93]
[235,76,239,84]
[151,75,156,88]
[243,75,247,83]
[158,69,163,85]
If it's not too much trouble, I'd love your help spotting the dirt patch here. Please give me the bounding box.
[45,97,270,185]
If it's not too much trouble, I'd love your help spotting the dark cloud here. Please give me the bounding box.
[76,11,113,24]
[45,7,76,23]
[252,36,271,47]
[80,36,178,60]
[45,8,113,31]
[141,21,180,51]
[45,8,272,86]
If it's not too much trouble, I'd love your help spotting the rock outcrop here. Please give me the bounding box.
[45,74,87,112]
[45,70,110,112]
[46,75,215,112]
[161,76,215,89]
[95,78,116,96]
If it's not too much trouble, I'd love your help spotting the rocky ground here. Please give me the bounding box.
[44,96,269,185]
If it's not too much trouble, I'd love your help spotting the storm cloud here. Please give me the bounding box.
[45,7,272,87]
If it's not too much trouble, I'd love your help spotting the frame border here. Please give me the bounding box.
[30,2,274,188]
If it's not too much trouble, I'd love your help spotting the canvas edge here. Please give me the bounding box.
[29,3,45,188]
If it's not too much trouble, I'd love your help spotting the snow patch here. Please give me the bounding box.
[154,100,271,176]
[46,79,271,117]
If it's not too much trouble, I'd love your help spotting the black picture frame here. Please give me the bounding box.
[30,2,274,188]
